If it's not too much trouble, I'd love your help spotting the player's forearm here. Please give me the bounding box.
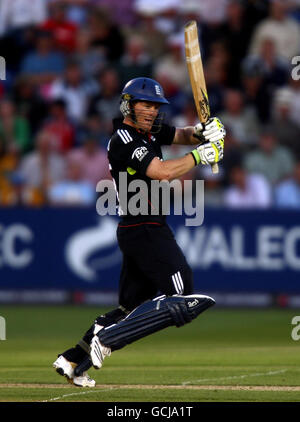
[160,154,195,180]
[173,127,199,145]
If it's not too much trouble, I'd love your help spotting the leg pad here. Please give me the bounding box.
[98,294,215,351]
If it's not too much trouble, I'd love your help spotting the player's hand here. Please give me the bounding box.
[191,141,223,166]
[194,117,226,144]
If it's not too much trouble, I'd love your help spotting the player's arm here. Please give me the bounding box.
[172,117,226,146]
[173,126,197,145]
[146,141,223,181]
[146,154,195,181]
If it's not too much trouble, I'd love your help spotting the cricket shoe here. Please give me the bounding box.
[72,372,95,388]
[90,335,111,369]
[53,355,95,387]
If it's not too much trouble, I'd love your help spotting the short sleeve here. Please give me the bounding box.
[108,132,157,175]
[156,123,176,146]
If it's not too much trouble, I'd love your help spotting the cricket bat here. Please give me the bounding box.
[184,20,219,174]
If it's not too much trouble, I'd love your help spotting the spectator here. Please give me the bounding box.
[244,131,295,185]
[275,161,300,208]
[192,0,228,25]
[0,0,47,36]
[88,67,121,133]
[41,1,78,53]
[243,37,289,91]
[50,59,98,122]
[19,131,66,205]
[153,33,189,91]
[134,0,179,35]
[73,28,107,78]
[48,158,95,205]
[224,165,272,208]
[116,34,153,87]
[0,98,31,154]
[131,14,168,60]
[13,75,48,135]
[241,59,272,123]
[219,89,261,146]
[278,78,300,129]
[67,135,110,186]
[206,40,230,86]
[243,0,269,30]
[65,0,89,26]
[42,99,75,153]
[204,56,225,114]
[77,113,110,148]
[0,0,298,212]
[91,0,137,26]
[216,0,254,87]
[88,8,125,62]
[249,0,300,61]
[20,30,66,87]
[0,138,20,205]
[270,88,300,159]
[0,24,42,75]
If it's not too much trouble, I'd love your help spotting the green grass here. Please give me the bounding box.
[0,306,299,402]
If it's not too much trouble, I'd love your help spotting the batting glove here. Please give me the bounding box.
[194,117,226,144]
[190,141,223,166]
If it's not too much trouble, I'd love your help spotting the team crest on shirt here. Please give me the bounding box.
[151,135,156,142]
[132,146,149,161]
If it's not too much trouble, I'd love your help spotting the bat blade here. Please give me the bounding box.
[184,20,218,174]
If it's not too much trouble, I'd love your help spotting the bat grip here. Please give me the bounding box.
[211,163,219,174]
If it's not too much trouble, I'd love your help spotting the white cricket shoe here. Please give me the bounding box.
[90,335,111,369]
[53,355,75,379]
[53,355,96,387]
[73,372,96,388]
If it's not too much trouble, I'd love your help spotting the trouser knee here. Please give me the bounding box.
[169,265,193,296]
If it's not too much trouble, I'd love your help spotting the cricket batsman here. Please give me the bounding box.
[53,77,226,387]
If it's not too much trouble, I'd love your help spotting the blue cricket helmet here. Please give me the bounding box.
[121,77,169,105]
[119,78,169,133]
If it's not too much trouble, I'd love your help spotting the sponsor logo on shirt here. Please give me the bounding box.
[132,146,149,161]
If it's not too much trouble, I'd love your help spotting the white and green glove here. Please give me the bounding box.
[193,117,226,144]
[191,141,224,166]
[190,116,225,166]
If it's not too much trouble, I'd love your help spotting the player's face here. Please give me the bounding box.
[134,101,160,132]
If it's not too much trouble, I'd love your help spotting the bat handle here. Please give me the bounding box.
[211,163,219,174]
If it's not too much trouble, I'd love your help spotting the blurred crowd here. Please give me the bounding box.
[0,0,300,209]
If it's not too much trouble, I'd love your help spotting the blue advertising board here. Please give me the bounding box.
[0,207,299,294]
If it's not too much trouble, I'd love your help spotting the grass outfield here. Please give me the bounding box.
[0,305,299,402]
